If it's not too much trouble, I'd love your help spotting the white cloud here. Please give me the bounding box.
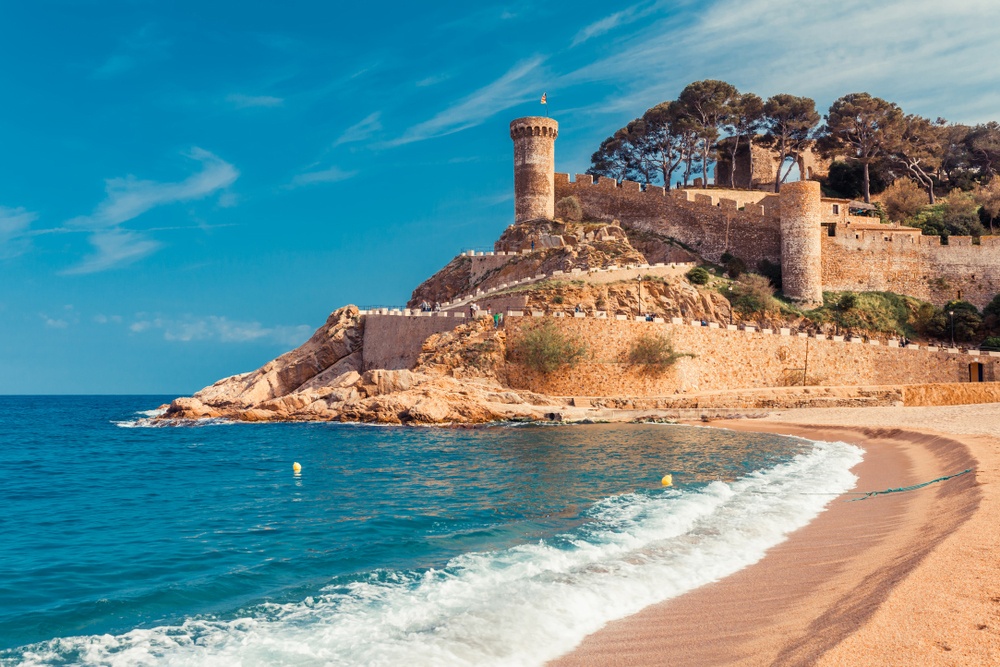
[415,73,452,87]
[0,206,37,258]
[63,149,238,274]
[390,57,546,145]
[334,112,382,146]
[562,0,1000,124]
[65,230,162,275]
[128,314,312,346]
[40,306,77,329]
[571,4,649,47]
[289,166,357,188]
[227,93,285,109]
[68,148,238,230]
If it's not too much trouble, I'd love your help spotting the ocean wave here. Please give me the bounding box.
[113,415,239,429]
[4,439,863,667]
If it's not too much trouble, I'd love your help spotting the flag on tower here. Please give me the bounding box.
[540,92,547,105]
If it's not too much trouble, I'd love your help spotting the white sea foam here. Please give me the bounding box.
[113,416,238,429]
[8,439,863,667]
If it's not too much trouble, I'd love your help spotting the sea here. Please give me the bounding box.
[0,396,863,666]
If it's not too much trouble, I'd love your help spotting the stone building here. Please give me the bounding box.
[715,141,833,190]
[510,115,1000,309]
[510,116,558,223]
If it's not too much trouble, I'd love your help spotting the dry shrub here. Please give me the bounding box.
[554,196,583,221]
[880,179,926,222]
[508,321,587,374]
[626,333,690,374]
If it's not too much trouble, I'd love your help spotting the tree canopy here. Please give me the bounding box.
[586,80,1000,214]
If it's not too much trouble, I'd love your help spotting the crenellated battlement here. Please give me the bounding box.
[545,121,1000,308]
[510,117,559,140]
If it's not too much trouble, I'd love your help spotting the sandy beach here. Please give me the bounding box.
[553,404,1000,666]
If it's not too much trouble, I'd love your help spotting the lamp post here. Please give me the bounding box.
[727,285,733,326]
[949,310,955,347]
[637,273,642,318]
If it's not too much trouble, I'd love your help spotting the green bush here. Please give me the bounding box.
[982,336,1000,351]
[627,333,689,374]
[686,266,710,285]
[729,273,776,315]
[720,252,747,279]
[926,300,982,342]
[838,293,858,311]
[509,321,587,374]
[554,196,583,222]
[755,259,782,289]
[906,190,986,239]
[811,291,920,337]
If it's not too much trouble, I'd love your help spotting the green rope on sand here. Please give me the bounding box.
[848,468,973,502]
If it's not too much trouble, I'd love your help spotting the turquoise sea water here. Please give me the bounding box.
[0,396,863,666]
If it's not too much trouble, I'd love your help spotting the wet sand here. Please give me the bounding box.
[552,405,1000,666]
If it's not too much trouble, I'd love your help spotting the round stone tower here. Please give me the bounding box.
[779,180,824,307]
[510,116,558,223]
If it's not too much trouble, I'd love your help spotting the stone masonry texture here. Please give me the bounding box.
[504,318,998,397]
[780,180,824,306]
[511,117,558,223]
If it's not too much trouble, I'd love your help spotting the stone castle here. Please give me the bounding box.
[511,116,1000,309]
[162,114,1000,426]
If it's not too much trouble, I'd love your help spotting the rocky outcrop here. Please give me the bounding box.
[162,309,558,425]
[408,219,647,308]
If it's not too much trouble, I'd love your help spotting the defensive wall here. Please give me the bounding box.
[357,306,997,398]
[553,172,1000,308]
[553,173,783,268]
[503,316,999,397]
[361,314,465,371]
[821,223,1000,307]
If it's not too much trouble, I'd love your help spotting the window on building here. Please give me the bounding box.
[832,204,840,215]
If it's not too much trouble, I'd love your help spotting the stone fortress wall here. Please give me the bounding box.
[509,113,1000,309]
[553,173,783,269]
[821,221,1000,307]
[358,114,1000,399]
[358,306,999,396]
[715,142,834,189]
[504,316,999,397]
[554,171,1000,309]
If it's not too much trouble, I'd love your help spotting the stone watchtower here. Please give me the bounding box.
[510,116,558,223]
[779,180,824,308]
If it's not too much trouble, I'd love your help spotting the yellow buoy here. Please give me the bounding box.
[292,462,302,473]
[661,474,672,487]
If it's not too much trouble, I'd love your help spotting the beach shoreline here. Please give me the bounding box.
[552,406,1000,666]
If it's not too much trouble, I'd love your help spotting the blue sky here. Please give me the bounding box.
[3,0,999,394]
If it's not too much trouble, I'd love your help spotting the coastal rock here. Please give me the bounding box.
[163,397,221,419]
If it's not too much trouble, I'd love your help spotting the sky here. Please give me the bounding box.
[3,0,999,394]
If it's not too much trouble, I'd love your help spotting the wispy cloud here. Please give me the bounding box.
[571,3,651,47]
[64,230,162,275]
[334,112,382,146]
[0,206,38,259]
[63,149,238,274]
[227,93,285,109]
[415,73,452,87]
[562,0,1000,123]
[128,314,312,346]
[40,305,78,329]
[389,57,546,145]
[289,166,357,188]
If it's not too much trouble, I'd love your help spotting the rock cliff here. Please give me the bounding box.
[163,312,559,425]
